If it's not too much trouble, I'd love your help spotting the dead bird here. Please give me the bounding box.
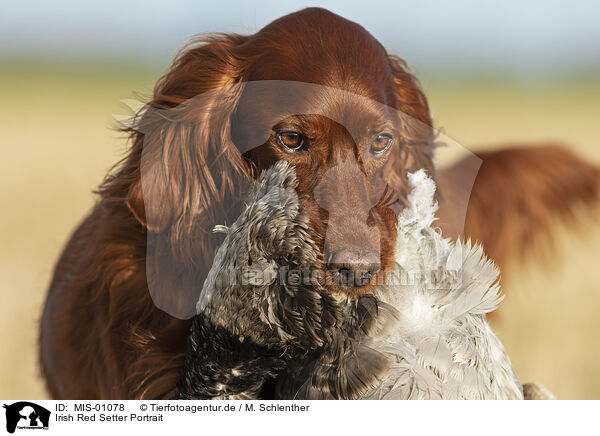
[177,161,553,400]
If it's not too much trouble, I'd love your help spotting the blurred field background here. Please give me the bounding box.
[1,1,599,399]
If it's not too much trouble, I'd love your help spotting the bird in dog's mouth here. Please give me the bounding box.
[175,161,553,400]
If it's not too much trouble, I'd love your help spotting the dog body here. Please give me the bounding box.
[40,8,599,399]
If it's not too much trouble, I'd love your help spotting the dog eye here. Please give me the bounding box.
[371,134,393,155]
[276,131,305,151]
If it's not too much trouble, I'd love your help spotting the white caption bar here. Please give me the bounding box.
[1,400,596,436]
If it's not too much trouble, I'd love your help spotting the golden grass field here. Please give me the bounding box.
[1,61,599,399]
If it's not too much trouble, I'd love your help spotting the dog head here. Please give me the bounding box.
[113,8,436,318]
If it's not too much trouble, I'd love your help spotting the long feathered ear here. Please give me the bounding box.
[382,55,437,207]
[102,35,253,319]
[126,34,250,234]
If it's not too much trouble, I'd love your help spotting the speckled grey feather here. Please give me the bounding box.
[177,161,343,399]
[196,161,341,352]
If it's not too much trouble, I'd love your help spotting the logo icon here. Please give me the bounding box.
[3,402,50,433]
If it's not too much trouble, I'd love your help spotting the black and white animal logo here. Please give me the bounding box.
[3,402,50,433]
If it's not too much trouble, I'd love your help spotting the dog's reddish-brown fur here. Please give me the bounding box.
[40,8,599,399]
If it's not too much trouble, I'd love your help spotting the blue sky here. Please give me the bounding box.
[1,0,599,74]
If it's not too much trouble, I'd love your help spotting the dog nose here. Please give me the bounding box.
[327,249,381,288]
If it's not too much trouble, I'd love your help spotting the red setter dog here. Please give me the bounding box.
[40,8,599,399]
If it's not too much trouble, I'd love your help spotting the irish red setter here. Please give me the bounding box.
[40,8,599,399]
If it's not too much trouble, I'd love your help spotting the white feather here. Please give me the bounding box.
[363,170,523,400]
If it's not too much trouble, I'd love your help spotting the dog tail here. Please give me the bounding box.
[438,144,600,272]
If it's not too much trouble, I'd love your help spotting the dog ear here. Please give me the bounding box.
[102,35,254,319]
[382,55,437,207]
[126,34,251,234]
